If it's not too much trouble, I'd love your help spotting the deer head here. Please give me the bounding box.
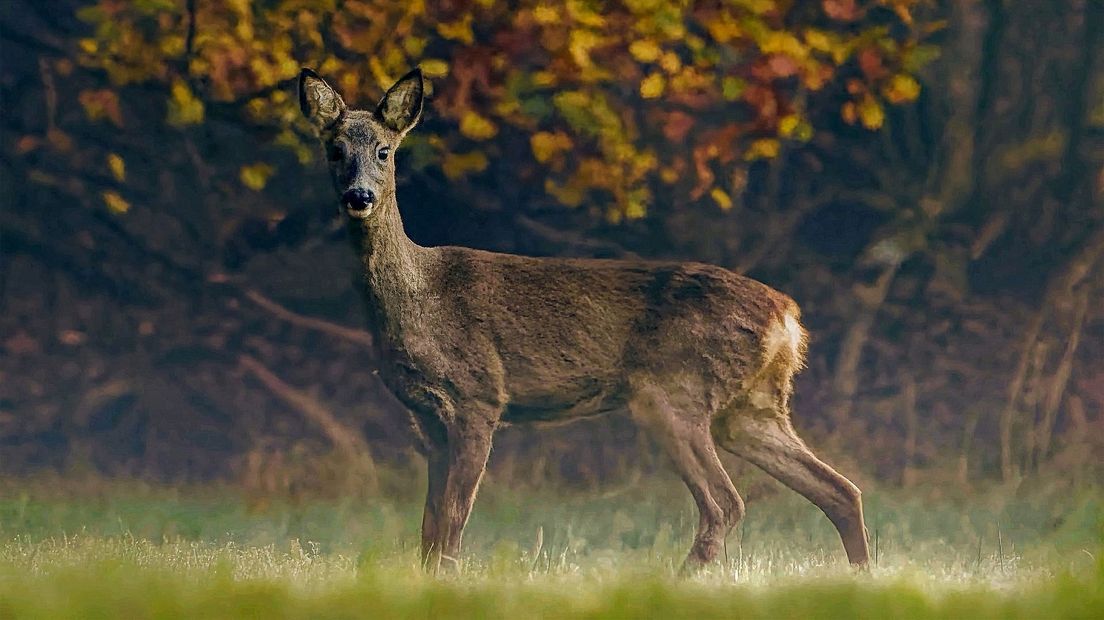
[299,68,424,219]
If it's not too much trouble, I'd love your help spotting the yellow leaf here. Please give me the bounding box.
[533,5,559,24]
[240,163,275,191]
[421,59,449,78]
[368,57,392,89]
[167,79,204,126]
[107,153,125,182]
[744,138,781,161]
[459,111,498,140]
[631,150,658,176]
[569,29,603,68]
[494,98,520,116]
[403,36,428,57]
[640,73,666,99]
[102,190,130,215]
[705,16,741,43]
[442,151,488,179]
[804,29,833,53]
[778,114,813,141]
[710,187,733,210]
[566,0,606,27]
[532,71,558,87]
[437,15,474,44]
[530,131,573,163]
[742,0,775,14]
[779,115,800,137]
[624,198,647,219]
[759,32,807,60]
[159,34,185,56]
[545,178,586,208]
[884,74,921,104]
[629,40,662,63]
[858,96,885,129]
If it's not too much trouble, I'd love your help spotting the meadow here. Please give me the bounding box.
[0,471,1100,619]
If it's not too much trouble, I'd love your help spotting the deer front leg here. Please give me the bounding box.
[429,418,496,573]
[419,448,448,571]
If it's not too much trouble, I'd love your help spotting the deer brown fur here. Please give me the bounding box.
[299,67,870,573]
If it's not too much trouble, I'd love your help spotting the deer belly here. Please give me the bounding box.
[502,376,624,423]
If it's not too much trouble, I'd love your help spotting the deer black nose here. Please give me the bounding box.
[342,188,375,213]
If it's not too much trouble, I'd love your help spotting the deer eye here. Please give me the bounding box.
[327,143,345,161]
[377,146,390,161]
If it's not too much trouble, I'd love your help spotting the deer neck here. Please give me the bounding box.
[347,196,426,339]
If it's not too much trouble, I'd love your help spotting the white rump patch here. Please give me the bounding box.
[783,313,805,364]
[743,310,806,407]
[762,311,805,368]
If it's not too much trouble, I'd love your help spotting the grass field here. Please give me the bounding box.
[0,472,1100,619]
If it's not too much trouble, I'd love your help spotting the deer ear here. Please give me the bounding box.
[374,68,423,136]
[299,68,346,130]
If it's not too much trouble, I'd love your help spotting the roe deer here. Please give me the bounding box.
[299,67,870,573]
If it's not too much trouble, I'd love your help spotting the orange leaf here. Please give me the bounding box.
[766,54,799,78]
[744,138,781,161]
[662,111,695,142]
[78,89,123,127]
[823,0,859,21]
[858,48,889,80]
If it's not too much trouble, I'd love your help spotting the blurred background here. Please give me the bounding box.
[1,0,1101,496]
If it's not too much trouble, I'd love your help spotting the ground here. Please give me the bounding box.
[0,471,1100,619]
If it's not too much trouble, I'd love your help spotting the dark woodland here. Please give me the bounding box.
[1,0,1101,494]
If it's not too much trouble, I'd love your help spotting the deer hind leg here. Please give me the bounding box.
[628,386,745,572]
[712,407,870,566]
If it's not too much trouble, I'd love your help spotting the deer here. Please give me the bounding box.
[298,67,870,573]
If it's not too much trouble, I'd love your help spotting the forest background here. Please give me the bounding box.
[1,0,1102,495]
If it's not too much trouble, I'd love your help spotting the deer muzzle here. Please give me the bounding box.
[342,188,376,219]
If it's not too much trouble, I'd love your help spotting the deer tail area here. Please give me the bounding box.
[761,303,808,376]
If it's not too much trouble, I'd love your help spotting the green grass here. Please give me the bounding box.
[0,473,1100,618]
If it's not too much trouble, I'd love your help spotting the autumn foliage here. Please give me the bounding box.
[76,0,933,220]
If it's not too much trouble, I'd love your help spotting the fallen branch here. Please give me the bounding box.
[238,354,378,490]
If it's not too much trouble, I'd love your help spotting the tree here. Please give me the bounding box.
[73,0,931,221]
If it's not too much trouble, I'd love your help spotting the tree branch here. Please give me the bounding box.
[238,354,378,489]
[514,215,638,259]
[242,288,375,348]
